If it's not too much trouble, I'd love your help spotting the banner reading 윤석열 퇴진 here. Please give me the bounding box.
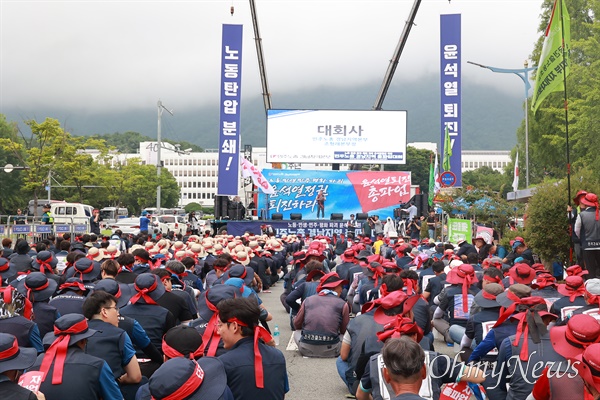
[257,169,412,220]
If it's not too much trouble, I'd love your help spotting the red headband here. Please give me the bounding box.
[151,360,205,400]
[39,319,89,384]
[493,291,523,328]
[404,278,417,296]
[367,264,385,287]
[482,291,497,301]
[162,339,203,360]
[483,274,502,284]
[376,316,423,343]
[37,259,53,275]
[59,281,86,292]
[75,263,95,280]
[199,296,221,357]
[0,262,10,273]
[130,281,158,305]
[0,337,19,359]
[227,317,272,389]
[511,299,549,361]
[24,280,49,301]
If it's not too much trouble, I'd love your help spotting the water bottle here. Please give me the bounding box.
[273,324,280,346]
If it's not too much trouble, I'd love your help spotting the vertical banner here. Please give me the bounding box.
[218,24,243,196]
[440,14,462,187]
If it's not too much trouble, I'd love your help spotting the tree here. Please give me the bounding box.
[462,166,511,196]
[386,146,433,193]
[86,131,204,154]
[0,115,26,214]
[0,118,69,216]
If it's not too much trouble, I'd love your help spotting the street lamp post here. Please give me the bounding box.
[157,100,174,214]
[467,60,537,188]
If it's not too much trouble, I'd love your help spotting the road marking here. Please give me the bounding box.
[286,334,298,351]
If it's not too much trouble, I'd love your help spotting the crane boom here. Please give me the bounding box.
[373,0,422,110]
[249,0,272,112]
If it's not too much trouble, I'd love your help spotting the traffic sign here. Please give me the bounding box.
[440,171,457,187]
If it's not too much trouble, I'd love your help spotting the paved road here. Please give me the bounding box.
[259,282,459,400]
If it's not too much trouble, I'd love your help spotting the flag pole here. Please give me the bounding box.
[559,0,572,206]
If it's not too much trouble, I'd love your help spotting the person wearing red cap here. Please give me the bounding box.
[0,332,43,400]
[495,297,561,400]
[531,273,560,301]
[569,278,600,319]
[575,192,600,278]
[572,342,600,399]
[293,272,350,358]
[569,190,588,265]
[525,314,600,400]
[31,314,122,400]
[551,275,588,322]
[432,263,480,346]
[217,297,288,400]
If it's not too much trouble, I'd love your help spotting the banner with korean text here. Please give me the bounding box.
[257,169,412,220]
[217,24,243,196]
[440,14,462,187]
[447,218,472,244]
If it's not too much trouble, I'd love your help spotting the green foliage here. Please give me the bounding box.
[462,166,511,196]
[386,146,433,192]
[185,202,203,213]
[86,131,203,154]
[0,115,25,213]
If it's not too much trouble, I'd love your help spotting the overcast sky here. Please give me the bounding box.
[1,0,546,113]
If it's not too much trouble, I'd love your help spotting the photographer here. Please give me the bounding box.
[406,216,422,241]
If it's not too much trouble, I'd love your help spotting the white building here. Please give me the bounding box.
[89,142,511,207]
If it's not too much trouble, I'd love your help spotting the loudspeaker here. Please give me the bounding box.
[356,213,369,220]
[214,195,230,219]
[330,213,344,221]
[271,213,283,220]
[290,213,302,220]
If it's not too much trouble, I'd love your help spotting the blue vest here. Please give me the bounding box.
[86,319,127,378]
[32,302,59,339]
[120,303,170,357]
[49,293,86,316]
[0,316,36,348]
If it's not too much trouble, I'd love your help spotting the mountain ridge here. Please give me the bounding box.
[1,76,523,151]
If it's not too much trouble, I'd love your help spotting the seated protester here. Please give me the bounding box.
[398,270,431,341]
[206,258,230,288]
[142,357,233,400]
[468,283,532,363]
[456,239,477,262]
[570,278,600,318]
[31,314,123,400]
[531,273,560,304]
[337,276,414,396]
[131,249,152,275]
[0,258,17,286]
[136,325,234,400]
[292,272,350,358]
[358,262,386,306]
[417,258,435,293]
[12,272,59,339]
[394,244,413,270]
[48,278,88,316]
[0,286,43,353]
[8,240,33,275]
[572,343,600,400]
[62,257,101,284]
[164,261,199,317]
[30,251,60,285]
[115,253,137,284]
[82,291,143,400]
[432,263,480,346]
[120,273,176,378]
[470,266,504,317]
[503,239,534,266]
[223,266,272,324]
[102,245,122,262]
[335,248,362,285]
[180,256,203,292]
[151,269,195,324]
[551,275,588,322]
[528,314,599,400]
[356,326,485,400]
[217,297,289,400]
[285,269,325,325]
[250,247,274,291]
[502,262,536,288]
[495,297,563,400]
[92,280,163,366]
[421,261,446,309]
[190,284,239,357]
[466,251,481,271]
[0,333,41,400]
[566,264,588,278]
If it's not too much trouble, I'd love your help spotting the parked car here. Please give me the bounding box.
[159,215,187,236]
[109,217,142,236]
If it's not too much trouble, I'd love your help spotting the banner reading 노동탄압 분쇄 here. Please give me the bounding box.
[257,169,411,220]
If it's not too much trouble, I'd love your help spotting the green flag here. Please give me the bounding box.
[428,157,434,206]
[531,0,570,113]
[443,125,452,171]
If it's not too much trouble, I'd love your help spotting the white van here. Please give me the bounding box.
[51,202,94,225]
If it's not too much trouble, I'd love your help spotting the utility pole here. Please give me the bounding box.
[157,100,173,214]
